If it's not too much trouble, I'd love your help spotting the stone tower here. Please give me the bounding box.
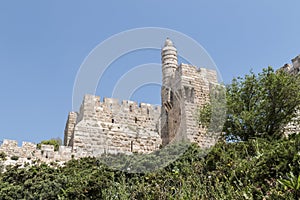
[63,38,219,157]
[160,38,218,147]
[161,38,178,145]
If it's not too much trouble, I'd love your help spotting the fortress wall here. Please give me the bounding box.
[284,110,300,135]
[69,94,162,155]
[279,55,300,135]
[72,121,161,156]
[160,64,218,145]
[64,112,77,146]
[292,55,300,72]
[176,64,217,148]
[197,68,218,148]
[77,94,161,132]
[0,139,74,166]
[99,98,161,131]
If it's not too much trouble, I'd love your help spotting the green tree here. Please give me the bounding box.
[37,138,62,151]
[224,67,300,141]
[278,171,300,200]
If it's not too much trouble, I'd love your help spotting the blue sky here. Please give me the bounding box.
[1,1,300,144]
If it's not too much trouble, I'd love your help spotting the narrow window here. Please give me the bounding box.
[190,88,195,103]
[129,105,133,112]
[135,117,138,123]
[130,141,133,152]
[112,119,114,123]
[184,86,189,100]
[170,91,173,102]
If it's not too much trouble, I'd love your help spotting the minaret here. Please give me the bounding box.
[161,38,178,87]
[161,38,178,146]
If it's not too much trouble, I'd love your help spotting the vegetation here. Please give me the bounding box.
[36,138,62,151]
[223,67,300,141]
[10,155,19,161]
[0,152,6,160]
[0,152,5,173]
[0,136,299,199]
[0,67,300,199]
[199,66,300,141]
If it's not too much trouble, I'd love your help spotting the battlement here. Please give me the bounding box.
[280,54,300,75]
[63,38,219,156]
[3,39,300,167]
[64,94,162,155]
[77,94,161,126]
[81,94,160,112]
[0,139,74,168]
[177,64,217,82]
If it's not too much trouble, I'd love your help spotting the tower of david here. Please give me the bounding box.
[63,38,218,156]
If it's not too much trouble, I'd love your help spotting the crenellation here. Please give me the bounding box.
[1,38,220,166]
[0,139,77,167]
[161,53,218,147]
[4,39,300,166]
[292,55,300,71]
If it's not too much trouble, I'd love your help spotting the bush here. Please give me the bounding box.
[10,156,19,161]
[0,136,299,199]
[37,139,61,151]
[0,152,6,160]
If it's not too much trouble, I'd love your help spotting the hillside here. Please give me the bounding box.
[0,135,299,199]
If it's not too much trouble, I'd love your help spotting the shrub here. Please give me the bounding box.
[11,155,19,161]
[0,152,6,160]
[37,139,61,151]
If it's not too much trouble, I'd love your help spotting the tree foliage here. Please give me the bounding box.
[1,135,300,199]
[37,138,62,151]
[224,67,300,141]
[2,67,300,199]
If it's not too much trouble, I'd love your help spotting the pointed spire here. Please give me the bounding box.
[164,38,174,46]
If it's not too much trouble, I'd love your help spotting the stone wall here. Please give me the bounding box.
[64,112,77,147]
[279,54,300,135]
[161,63,218,148]
[180,65,218,148]
[66,94,162,156]
[65,38,220,156]
[160,38,219,148]
[0,38,221,165]
[3,40,300,165]
[0,139,74,168]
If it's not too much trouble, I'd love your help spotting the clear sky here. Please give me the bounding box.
[1,1,300,144]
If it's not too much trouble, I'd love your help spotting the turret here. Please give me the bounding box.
[292,55,300,74]
[161,38,178,86]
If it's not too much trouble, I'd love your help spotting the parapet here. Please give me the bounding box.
[78,94,161,122]
[279,55,300,75]
[176,63,218,83]
[0,139,75,166]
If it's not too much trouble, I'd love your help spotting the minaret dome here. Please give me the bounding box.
[161,38,178,86]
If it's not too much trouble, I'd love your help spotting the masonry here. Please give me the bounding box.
[0,39,220,165]
[279,55,300,135]
[64,38,219,156]
[0,139,72,168]
[64,96,162,156]
[1,40,300,165]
